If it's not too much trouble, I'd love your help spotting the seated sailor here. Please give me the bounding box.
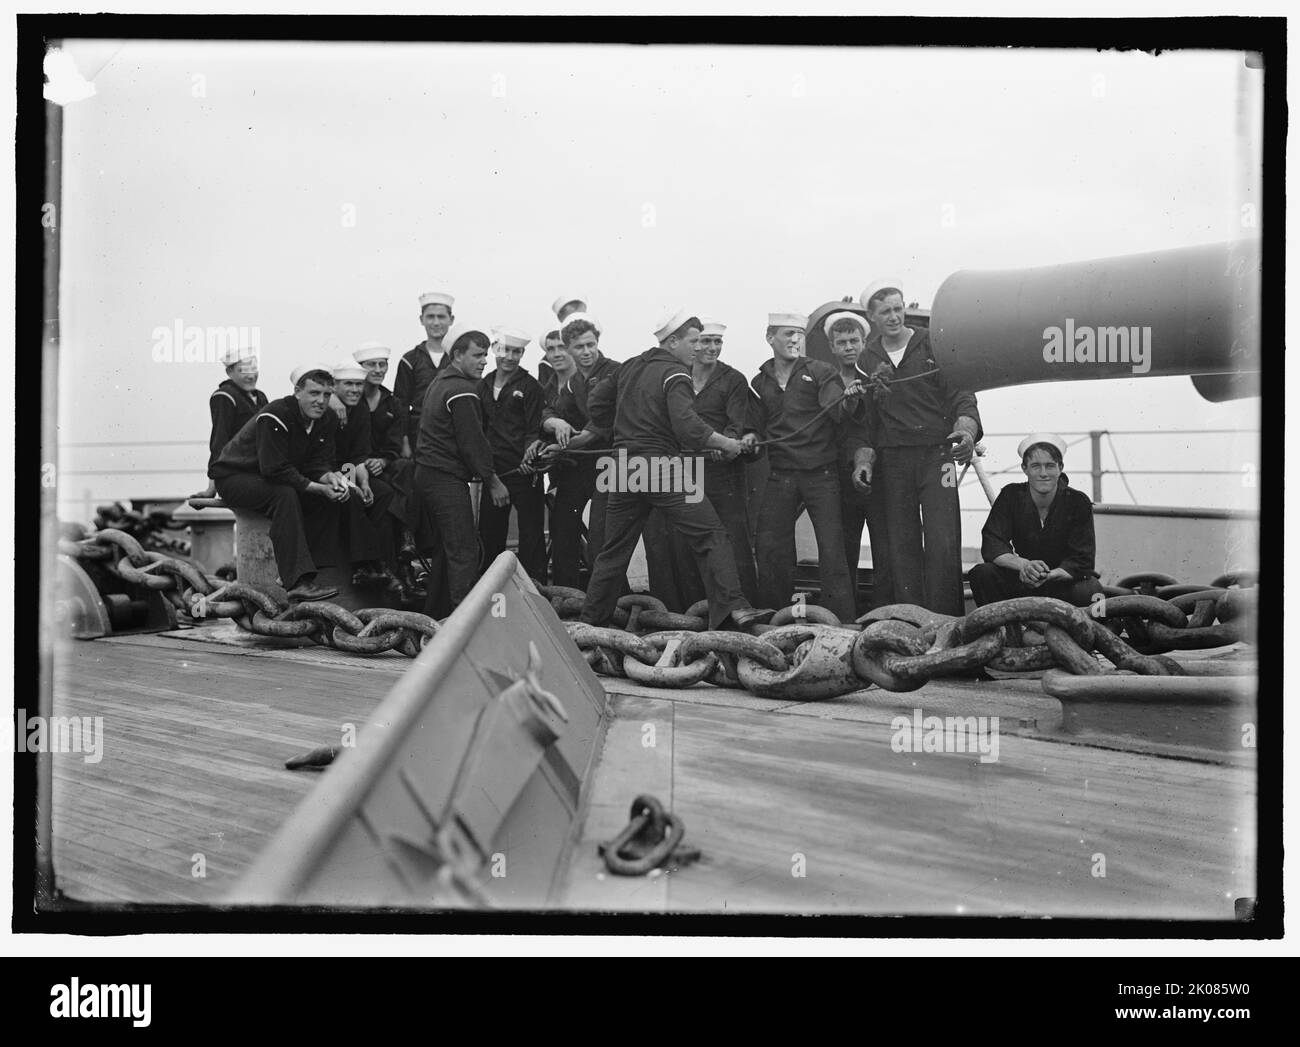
[968,432,1104,608]
[210,365,349,602]
[195,344,267,499]
[331,359,402,596]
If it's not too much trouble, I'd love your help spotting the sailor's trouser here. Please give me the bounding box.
[753,463,856,623]
[662,459,758,611]
[878,444,965,618]
[580,455,749,631]
[549,457,597,588]
[340,476,397,566]
[413,465,481,617]
[214,472,340,590]
[478,472,547,583]
[839,462,893,614]
[968,562,1103,608]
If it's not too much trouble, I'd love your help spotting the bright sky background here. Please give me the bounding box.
[54,41,1262,529]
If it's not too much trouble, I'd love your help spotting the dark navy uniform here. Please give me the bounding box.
[747,356,870,623]
[542,352,619,588]
[393,341,452,444]
[969,475,1102,608]
[206,379,268,477]
[853,327,981,616]
[649,359,758,610]
[413,366,497,614]
[335,399,398,569]
[361,385,419,537]
[210,396,341,589]
[578,347,751,631]
[836,368,892,614]
[477,367,547,583]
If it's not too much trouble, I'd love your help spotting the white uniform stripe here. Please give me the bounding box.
[446,392,479,407]
[211,390,237,406]
[254,412,289,433]
[663,372,692,390]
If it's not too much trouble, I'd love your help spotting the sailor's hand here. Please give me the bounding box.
[843,379,868,399]
[364,456,385,476]
[1042,567,1071,585]
[329,394,348,424]
[740,432,759,454]
[852,465,873,494]
[359,484,374,507]
[489,477,511,508]
[717,437,744,461]
[1020,559,1050,587]
[551,420,575,448]
[947,429,975,465]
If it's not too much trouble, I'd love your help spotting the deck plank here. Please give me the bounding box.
[659,703,1254,916]
[50,636,394,904]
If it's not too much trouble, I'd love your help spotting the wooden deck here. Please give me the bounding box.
[50,627,1256,916]
[50,631,405,903]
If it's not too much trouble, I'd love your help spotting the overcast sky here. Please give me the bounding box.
[55,41,1262,526]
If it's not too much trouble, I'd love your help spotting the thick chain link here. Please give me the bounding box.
[553,582,1257,699]
[61,528,441,658]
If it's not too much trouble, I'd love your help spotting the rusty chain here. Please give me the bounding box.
[60,527,441,658]
[544,580,1256,700]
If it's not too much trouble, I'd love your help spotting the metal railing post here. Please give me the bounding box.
[1090,430,1104,503]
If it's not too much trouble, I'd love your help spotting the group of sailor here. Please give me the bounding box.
[200,286,1104,626]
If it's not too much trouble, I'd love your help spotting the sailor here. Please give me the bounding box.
[413,330,510,615]
[544,308,770,631]
[478,326,547,583]
[969,433,1103,609]
[851,286,981,617]
[354,341,421,587]
[394,290,455,445]
[745,312,874,623]
[539,294,588,391]
[536,327,569,408]
[650,318,759,608]
[824,310,892,612]
[537,312,619,588]
[210,365,349,602]
[331,360,401,595]
[196,344,268,499]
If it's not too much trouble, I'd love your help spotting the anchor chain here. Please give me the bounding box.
[556,579,1257,700]
[60,527,441,658]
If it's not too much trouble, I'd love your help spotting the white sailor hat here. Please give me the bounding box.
[540,328,564,348]
[654,307,700,342]
[491,325,531,350]
[290,363,335,386]
[767,312,808,331]
[822,310,870,339]
[220,344,259,367]
[1016,433,1066,460]
[332,360,367,381]
[418,291,455,310]
[560,311,603,336]
[698,318,727,337]
[353,341,391,363]
[859,280,901,311]
[551,293,588,318]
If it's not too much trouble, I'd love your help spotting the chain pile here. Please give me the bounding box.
[541,576,1257,699]
[59,527,441,657]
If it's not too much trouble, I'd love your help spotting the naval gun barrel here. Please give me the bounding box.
[928,239,1260,401]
